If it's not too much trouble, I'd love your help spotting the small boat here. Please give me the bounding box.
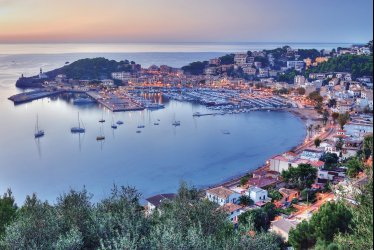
[172,121,181,126]
[34,115,45,138]
[193,112,201,117]
[96,127,105,141]
[65,61,70,64]
[136,130,142,133]
[137,125,145,129]
[111,118,118,129]
[116,120,124,125]
[71,112,85,133]
[154,122,159,126]
[99,113,105,123]
[222,130,231,135]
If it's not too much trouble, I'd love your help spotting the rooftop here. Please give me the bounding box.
[271,218,300,234]
[207,186,235,199]
[145,193,176,207]
[222,203,242,213]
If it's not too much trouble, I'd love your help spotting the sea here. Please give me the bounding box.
[0,42,349,204]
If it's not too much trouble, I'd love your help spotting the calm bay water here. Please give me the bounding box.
[0,43,312,204]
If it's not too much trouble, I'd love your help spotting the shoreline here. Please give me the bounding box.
[203,107,317,191]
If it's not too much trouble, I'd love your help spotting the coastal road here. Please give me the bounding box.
[293,125,336,154]
[289,192,335,219]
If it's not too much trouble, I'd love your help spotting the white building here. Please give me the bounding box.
[101,79,114,86]
[234,53,248,66]
[287,61,305,70]
[111,72,132,81]
[246,186,269,203]
[294,75,306,86]
[206,186,241,206]
[222,203,244,223]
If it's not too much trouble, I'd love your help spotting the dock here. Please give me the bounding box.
[8,90,65,104]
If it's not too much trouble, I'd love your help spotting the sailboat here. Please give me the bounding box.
[96,126,105,141]
[34,115,45,138]
[172,113,181,126]
[71,112,85,133]
[111,117,118,129]
[99,112,105,123]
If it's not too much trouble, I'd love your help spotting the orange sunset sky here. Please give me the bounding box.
[0,0,372,43]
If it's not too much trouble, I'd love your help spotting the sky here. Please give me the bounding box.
[0,0,372,43]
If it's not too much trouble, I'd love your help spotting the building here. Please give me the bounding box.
[209,58,221,65]
[246,186,269,203]
[55,74,67,84]
[243,66,257,75]
[270,218,300,241]
[38,68,48,79]
[279,188,300,203]
[111,72,132,81]
[286,61,305,70]
[101,79,114,86]
[294,75,306,86]
[234,53,248,66]
[222,203,244,223]
[269,152,297,173]
[145,193,176,214]
[299,149,324,161]
[204,67,217,75]
[206,186,241,206]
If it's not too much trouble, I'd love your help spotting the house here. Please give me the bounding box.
[246,186,270,203]
[299,149,324,161]
[270,218,300,241]
[294,75,306,86]
[269,152,297,173]
[101,79,114,86]
[222,203,244,223]
[286,61,305,70]
[145,193,176,214]
[209,58,220,65]
[279,188,300,203]
[206,186,241,206]
[234,53,248,66]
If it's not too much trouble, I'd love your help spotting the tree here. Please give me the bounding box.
[289,202,352,249]
[338,113,350,129]
[289,220,316,250]
[240,176,249,186]
[0,189,17,236]
[296,87,306,95]
[334,169,373,249]
[238,195,253,206]
[331,112,340,124]
[314,137,321,148]
[310,202,352,243]
[328,99,337,108]
[335,138,344,152]
[362,134,373,160]
[268,189,283,201]
[346,157,363,178]
[320,153,339,169]
[281,164,318,190]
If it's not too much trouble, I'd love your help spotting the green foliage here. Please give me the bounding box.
[320,153,339,169]
[289,220,316,250]
[309,54,373,79]
[254,56,269,67]
[278,70,299,84]
[334,170,373,249]
[297,49,321,60]
[181,61,208,75]
[346,157,363,178]
[311,202,352,242]
[338,112,350,129]
[308,91,323,103]
[289,202,352,249]
[0,189,17,236]
[50,58,137,80]
[300,188,317,204]
[331,112,340,122]
[362,134,373,160]
[296,87,306,95]
[314,137,321,148]
[240,175,249,186]
[0,184,284,250]
[281,164,318,190]
[218,54,235,65]
[238,203,278,232]
[238,195,253,206]
[267,189,283,201]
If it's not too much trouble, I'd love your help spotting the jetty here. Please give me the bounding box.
[8,89,65,104]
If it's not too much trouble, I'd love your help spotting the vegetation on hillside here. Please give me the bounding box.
[308,54,373,79]
[0,183,284,250]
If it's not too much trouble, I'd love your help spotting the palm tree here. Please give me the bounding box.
[314,124,321,135]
